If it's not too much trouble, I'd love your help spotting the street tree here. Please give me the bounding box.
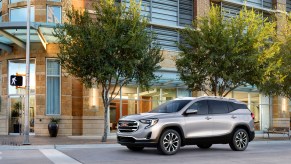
[176,5,278,97]
[257,15,291,99]
[53,0,163,142]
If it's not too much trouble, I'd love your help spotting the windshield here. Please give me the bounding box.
[149,100,191,113]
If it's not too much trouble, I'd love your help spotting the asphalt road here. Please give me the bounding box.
[59,141,291,164]
[0,141,291,164]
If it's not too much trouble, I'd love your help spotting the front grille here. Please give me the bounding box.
[118,120,139,133]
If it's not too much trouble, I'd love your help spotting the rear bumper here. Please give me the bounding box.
[117,136,158,147]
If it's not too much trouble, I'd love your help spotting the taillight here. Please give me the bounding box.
[251,113,255,120]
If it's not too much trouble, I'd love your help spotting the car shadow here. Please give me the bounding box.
[116,145,233,156]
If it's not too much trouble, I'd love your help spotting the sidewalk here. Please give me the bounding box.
[0,134,117,146]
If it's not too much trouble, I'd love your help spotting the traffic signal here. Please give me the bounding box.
[10,75,23,86]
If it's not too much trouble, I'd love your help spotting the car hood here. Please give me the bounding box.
[119,112,175,121]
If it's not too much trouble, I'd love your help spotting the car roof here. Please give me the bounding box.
[174,96,245,104]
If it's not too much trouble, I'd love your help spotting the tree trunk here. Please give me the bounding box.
[102,100,109,142]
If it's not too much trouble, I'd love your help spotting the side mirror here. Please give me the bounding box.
[185,109,198,115]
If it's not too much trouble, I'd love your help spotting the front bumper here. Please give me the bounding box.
[117,136,158,147]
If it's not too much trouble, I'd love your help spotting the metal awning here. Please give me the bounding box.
[0,22,59,52]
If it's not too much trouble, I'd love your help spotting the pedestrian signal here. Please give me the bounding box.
[10,75,23,86]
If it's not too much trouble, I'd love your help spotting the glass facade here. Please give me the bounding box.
[10,7,35,22]
[124,0,193,51]
[225,0,272,9]
[47,6,62,23]
[46,59,61,115]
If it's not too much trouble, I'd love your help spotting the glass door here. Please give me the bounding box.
[9,95,24,134]
[8,95,35,134]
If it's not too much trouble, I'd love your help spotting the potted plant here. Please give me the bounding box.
[48,117,61,137]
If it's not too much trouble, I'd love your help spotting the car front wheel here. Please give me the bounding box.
[157,129,181,155]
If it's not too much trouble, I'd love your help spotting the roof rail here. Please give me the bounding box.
[199,96,237,101]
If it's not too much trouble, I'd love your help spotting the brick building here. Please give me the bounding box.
[0,0,290,136]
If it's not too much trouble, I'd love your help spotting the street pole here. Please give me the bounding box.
[23,0,30,145]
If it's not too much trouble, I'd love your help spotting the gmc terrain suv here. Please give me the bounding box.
[117,96,255,155]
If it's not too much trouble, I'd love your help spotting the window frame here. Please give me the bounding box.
[46,58,61,115]
[47,5,62,23]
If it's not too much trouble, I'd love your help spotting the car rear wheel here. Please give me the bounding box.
[157,129,181,155]
[126,146,144,151]
[229,128,249,151]
[197,144,212,149]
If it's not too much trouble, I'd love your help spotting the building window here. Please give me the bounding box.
[8,59,36,95]
[46,59,61,115]
[152,26,179,51]
[10,7,35,22]
[287,0,291,13]
[0,0,2,22]
[47,6,61,23]
[10,0,26,3]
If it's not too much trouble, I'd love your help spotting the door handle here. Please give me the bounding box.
[231,115,237,119]
[205,116,212,120]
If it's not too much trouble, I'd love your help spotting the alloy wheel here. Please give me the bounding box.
[162,132,179,153]
[235,131,248,149]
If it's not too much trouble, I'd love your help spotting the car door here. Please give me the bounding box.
[208,100,236,136]
[184,100,213,138]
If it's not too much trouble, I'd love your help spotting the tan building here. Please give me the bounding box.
[0,0,290,136]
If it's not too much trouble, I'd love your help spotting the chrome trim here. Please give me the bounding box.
[117,135,149,141]
[117,120,139,133]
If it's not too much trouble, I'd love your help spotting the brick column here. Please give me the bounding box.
[194,0,210,18]
[273,0,287,39]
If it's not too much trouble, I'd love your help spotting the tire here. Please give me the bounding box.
[197,144,212,149]
[157,129,181,155]
[126,146,144,151]
[229,129,249,151]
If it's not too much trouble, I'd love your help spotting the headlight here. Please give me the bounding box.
[139,118,159,129]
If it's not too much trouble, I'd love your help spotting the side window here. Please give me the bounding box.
[232,103,248,110]
[187,100,208,115]
[208,100,228,114]
[227,102,235,112]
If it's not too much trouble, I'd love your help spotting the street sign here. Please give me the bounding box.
[10,75,23,86]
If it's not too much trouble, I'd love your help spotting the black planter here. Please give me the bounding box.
[48,123,59,137]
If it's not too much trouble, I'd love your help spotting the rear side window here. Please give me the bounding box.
[187,100,208,115]
[233,103,248,110]
[208,100,229,114]
[228,102,248,112]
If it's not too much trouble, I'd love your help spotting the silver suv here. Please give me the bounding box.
[117,96,255,155]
